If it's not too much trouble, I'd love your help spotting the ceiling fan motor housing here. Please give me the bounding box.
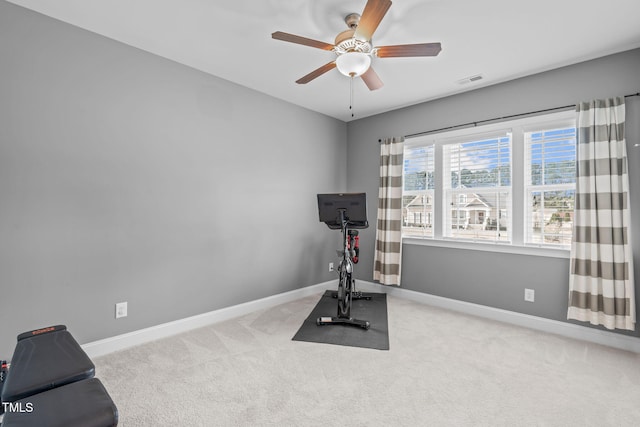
[334,29,372,54]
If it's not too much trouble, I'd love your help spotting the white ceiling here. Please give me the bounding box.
[8,0,640,122]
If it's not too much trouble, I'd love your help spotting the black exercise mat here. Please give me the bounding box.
[292,290,389,350]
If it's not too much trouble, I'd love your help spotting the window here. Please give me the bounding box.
[402,111,576,254]
[525,127,577,246]
[443,133,511,242]
[403,144,434,237]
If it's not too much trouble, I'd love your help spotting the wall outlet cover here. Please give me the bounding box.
[115,302,128,318]
[524,289,535,302]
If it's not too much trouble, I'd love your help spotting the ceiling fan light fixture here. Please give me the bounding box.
[335,52,372,77]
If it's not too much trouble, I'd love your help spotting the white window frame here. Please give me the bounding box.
[402,110,575,258]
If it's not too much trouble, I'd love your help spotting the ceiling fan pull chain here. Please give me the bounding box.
[350,75,355,118]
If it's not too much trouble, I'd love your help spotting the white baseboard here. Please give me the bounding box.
[83,279,640,358]
[355,280,640,353]
[83,281,335,358]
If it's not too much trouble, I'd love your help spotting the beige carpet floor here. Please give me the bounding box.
[95,292,640,426]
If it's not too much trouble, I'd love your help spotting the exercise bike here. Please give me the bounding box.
[316,193,370,330]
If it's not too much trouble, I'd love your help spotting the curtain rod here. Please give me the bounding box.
[379,92,640,142]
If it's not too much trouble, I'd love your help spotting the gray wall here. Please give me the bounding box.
[347,48,640,338]
[0,2,346,356]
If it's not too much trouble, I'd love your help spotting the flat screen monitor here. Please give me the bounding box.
[317,193,368,229]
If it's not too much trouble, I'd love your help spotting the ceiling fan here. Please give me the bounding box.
[272,0,442,91]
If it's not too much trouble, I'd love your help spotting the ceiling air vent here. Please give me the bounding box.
[457,74,484,85]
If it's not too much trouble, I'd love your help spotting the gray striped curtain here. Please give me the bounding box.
[567,97,635,331]
[373,137,404,286]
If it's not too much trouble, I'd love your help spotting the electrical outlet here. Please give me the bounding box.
[329,262,334,272]
[524,289,535,303]
[115,302,128,319]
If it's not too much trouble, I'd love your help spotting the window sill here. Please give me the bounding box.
[402,237,570,259]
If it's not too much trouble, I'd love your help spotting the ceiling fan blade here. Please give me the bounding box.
[296,62,337,84]
[272,31,335,51]
[354,0,392,41]
[376,42,442,58]
[361,67,384,91]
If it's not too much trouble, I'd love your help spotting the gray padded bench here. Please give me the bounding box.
[0,325,118,426]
